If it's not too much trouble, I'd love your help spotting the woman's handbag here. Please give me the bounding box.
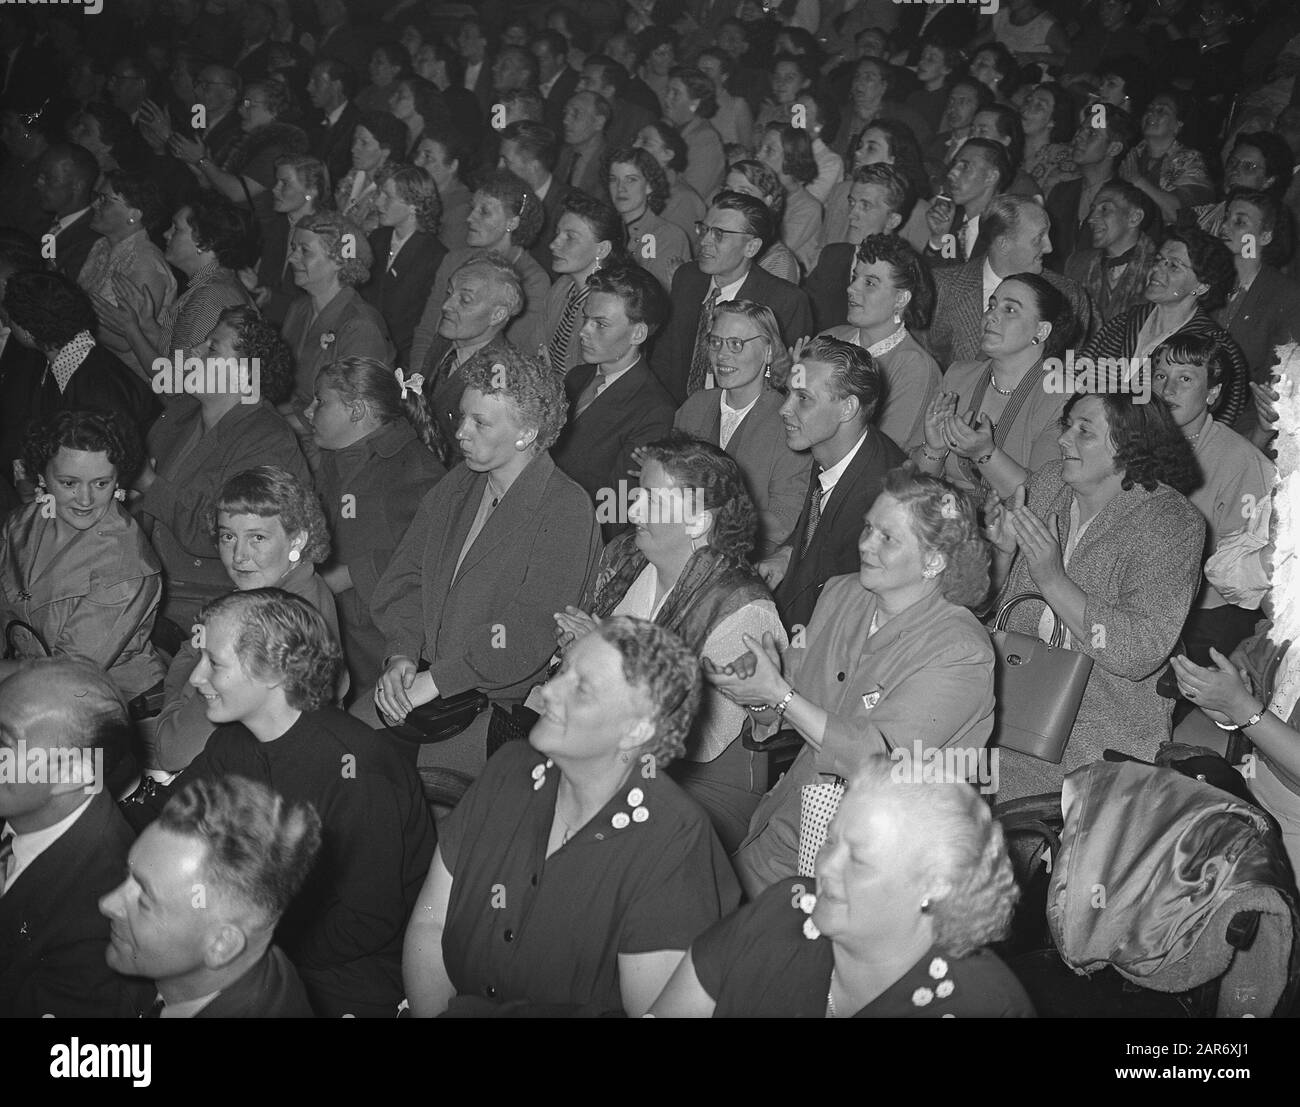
[385,686,490,744]
[989,592,1094,764]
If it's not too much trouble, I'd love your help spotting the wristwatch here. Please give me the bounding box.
[773,688,796,724]
[1215,704,1266,730]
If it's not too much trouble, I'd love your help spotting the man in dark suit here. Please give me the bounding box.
[552,261,676,541]
[457,16,497,117]
[306,59,361,189]
[33,143,99,282]
[232,0,279,84]
[653,191,814,405]
[759,336,904,635]
[1046,108,1136,274]
[498,121,569,280]
[416,255,522,451]
[923,138,1010,270]
[101,776,318,1018]
[189,64,245,168]
[895,3,980,67]
[603,32,663,118]
[555,91,610,202]
[923,194,1097,371]
[0,662,153,1018]
[578,54,655,154]
[531,31,580,136]
[1064,180,1159,327]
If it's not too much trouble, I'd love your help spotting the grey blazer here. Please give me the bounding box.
[370,451,602,705]
[675,388,813,557]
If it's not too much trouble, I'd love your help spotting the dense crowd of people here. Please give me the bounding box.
[1,0,1298,1019]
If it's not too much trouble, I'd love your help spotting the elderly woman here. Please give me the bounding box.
[307,356,447,694]
[388,75,449,161]
[334,111,408,234]
[252,154,331,327]
[146,465,338,775]
[664,67,726,202]
[985,391,1205,799]
[606,145,692,291]
[0,411,164,699]
[367,347,602,782]
[136,305,309,634]
[914,273,1077,497]
[1079,228,1249,429]
[1118,89,1213,224]
[362,165,447,370]
[635,120,706,243]
[651,756,1034,1017]
[555,434,787,850]
[280,210,395,426]
[825,235,940,452]
[182,588,435,1018]
[173,79,308,220]
[724,160,800,284]
[76,170,177,378]
[94,197,255,372]
[675,301,811,558]
[756,123,822,277]
[413,169,550,364]
[403,616,741,1017]
[540,191,622,374]
[709,468,997,897]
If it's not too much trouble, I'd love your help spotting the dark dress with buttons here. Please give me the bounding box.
[438,741,742,1016]
[692,878,1035,1018]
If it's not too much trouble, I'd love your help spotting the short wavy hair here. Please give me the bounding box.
[881,467,990,607]
[559,189,625,256]
[762,122,816,187]
[3,269,97,348]
[198,588,342,712]
[639,431,759,562]
[274,154,333,211]
[640,119,687,173]
[1061,391,1199,495]
[216,305,295,406]
[24,409,143,488]
[709,189,775,251]
[501,120,560,174]
[157,775,321,932]
[213,465,331,564]
[857,118,931,202]
[295,210,373,287]
[1152,330,1233,402]
[586,259,669,336]
[245,78,290,120]
[458,344,567,452]
[453,252,524,323]
[353,109,407,162]
[105,167,169,239]
[845,756,1018,958]
[669,66,717,119]
[1160,228,1237,315]
[376,162,441,233]
[594,616,701,768]
[395,76,447,136]
[804,334,880,425]
[727,158,786,221]
[603,145,670,215]
[1225,187,1294,268]
[855,234,935,331]
[186,195,258,270]
[711,299,793,385]
[851,162,917,225]
[471,168,543,248]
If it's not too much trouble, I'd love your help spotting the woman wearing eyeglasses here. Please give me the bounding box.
[675,301,812,559]
[1079,228,1250,429]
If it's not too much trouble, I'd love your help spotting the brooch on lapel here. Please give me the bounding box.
[861,685,883,710]
[319,331,336,352]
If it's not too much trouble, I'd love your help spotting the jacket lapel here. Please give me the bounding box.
[451,454,555,585]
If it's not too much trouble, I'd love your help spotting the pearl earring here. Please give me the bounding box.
[288,548,301,563]
[920,897,932,914]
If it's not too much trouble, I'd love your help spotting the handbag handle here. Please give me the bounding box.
[5,618,52,660]
[991,592,1065,649]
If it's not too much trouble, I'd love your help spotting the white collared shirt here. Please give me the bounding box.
[962,215,982,262]
[464,61,482,92]
[158,992,221,1018]
[817,428,870,501]
[1,795,94,895]
[51,206,91,235]
[719,391,759,449]
[325,101,347,127]
[595,354,642,396]
[535,175,552,202]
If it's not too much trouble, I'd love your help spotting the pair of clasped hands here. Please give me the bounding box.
[923,391,996,461]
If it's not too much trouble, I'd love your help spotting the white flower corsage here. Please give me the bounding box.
[320,331,336,351]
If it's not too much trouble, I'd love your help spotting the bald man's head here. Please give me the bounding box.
[0,661,130,826]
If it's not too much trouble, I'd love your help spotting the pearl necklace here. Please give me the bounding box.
[989,368,1014,396]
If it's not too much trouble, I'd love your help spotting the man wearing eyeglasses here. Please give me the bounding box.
[652,191,813,406]
[551,260,676,542]
[168,65,244,172]
[106,56,151,126]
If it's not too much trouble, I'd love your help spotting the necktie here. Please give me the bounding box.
[575,368,606,417]
[687,285,720,396]
[143,995,166,1019]
[426,343,457,381]
[0,831,13,896]
[549,283,587,371]
[801,468,824,555]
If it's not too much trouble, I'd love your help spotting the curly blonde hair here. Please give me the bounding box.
[882,466,990,608]
[850,755,1018,958]
[458,343,567,452]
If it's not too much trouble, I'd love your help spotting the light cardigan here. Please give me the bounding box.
[734,578,995,896]
[824,326,939,451]
[993,460,1206,801]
